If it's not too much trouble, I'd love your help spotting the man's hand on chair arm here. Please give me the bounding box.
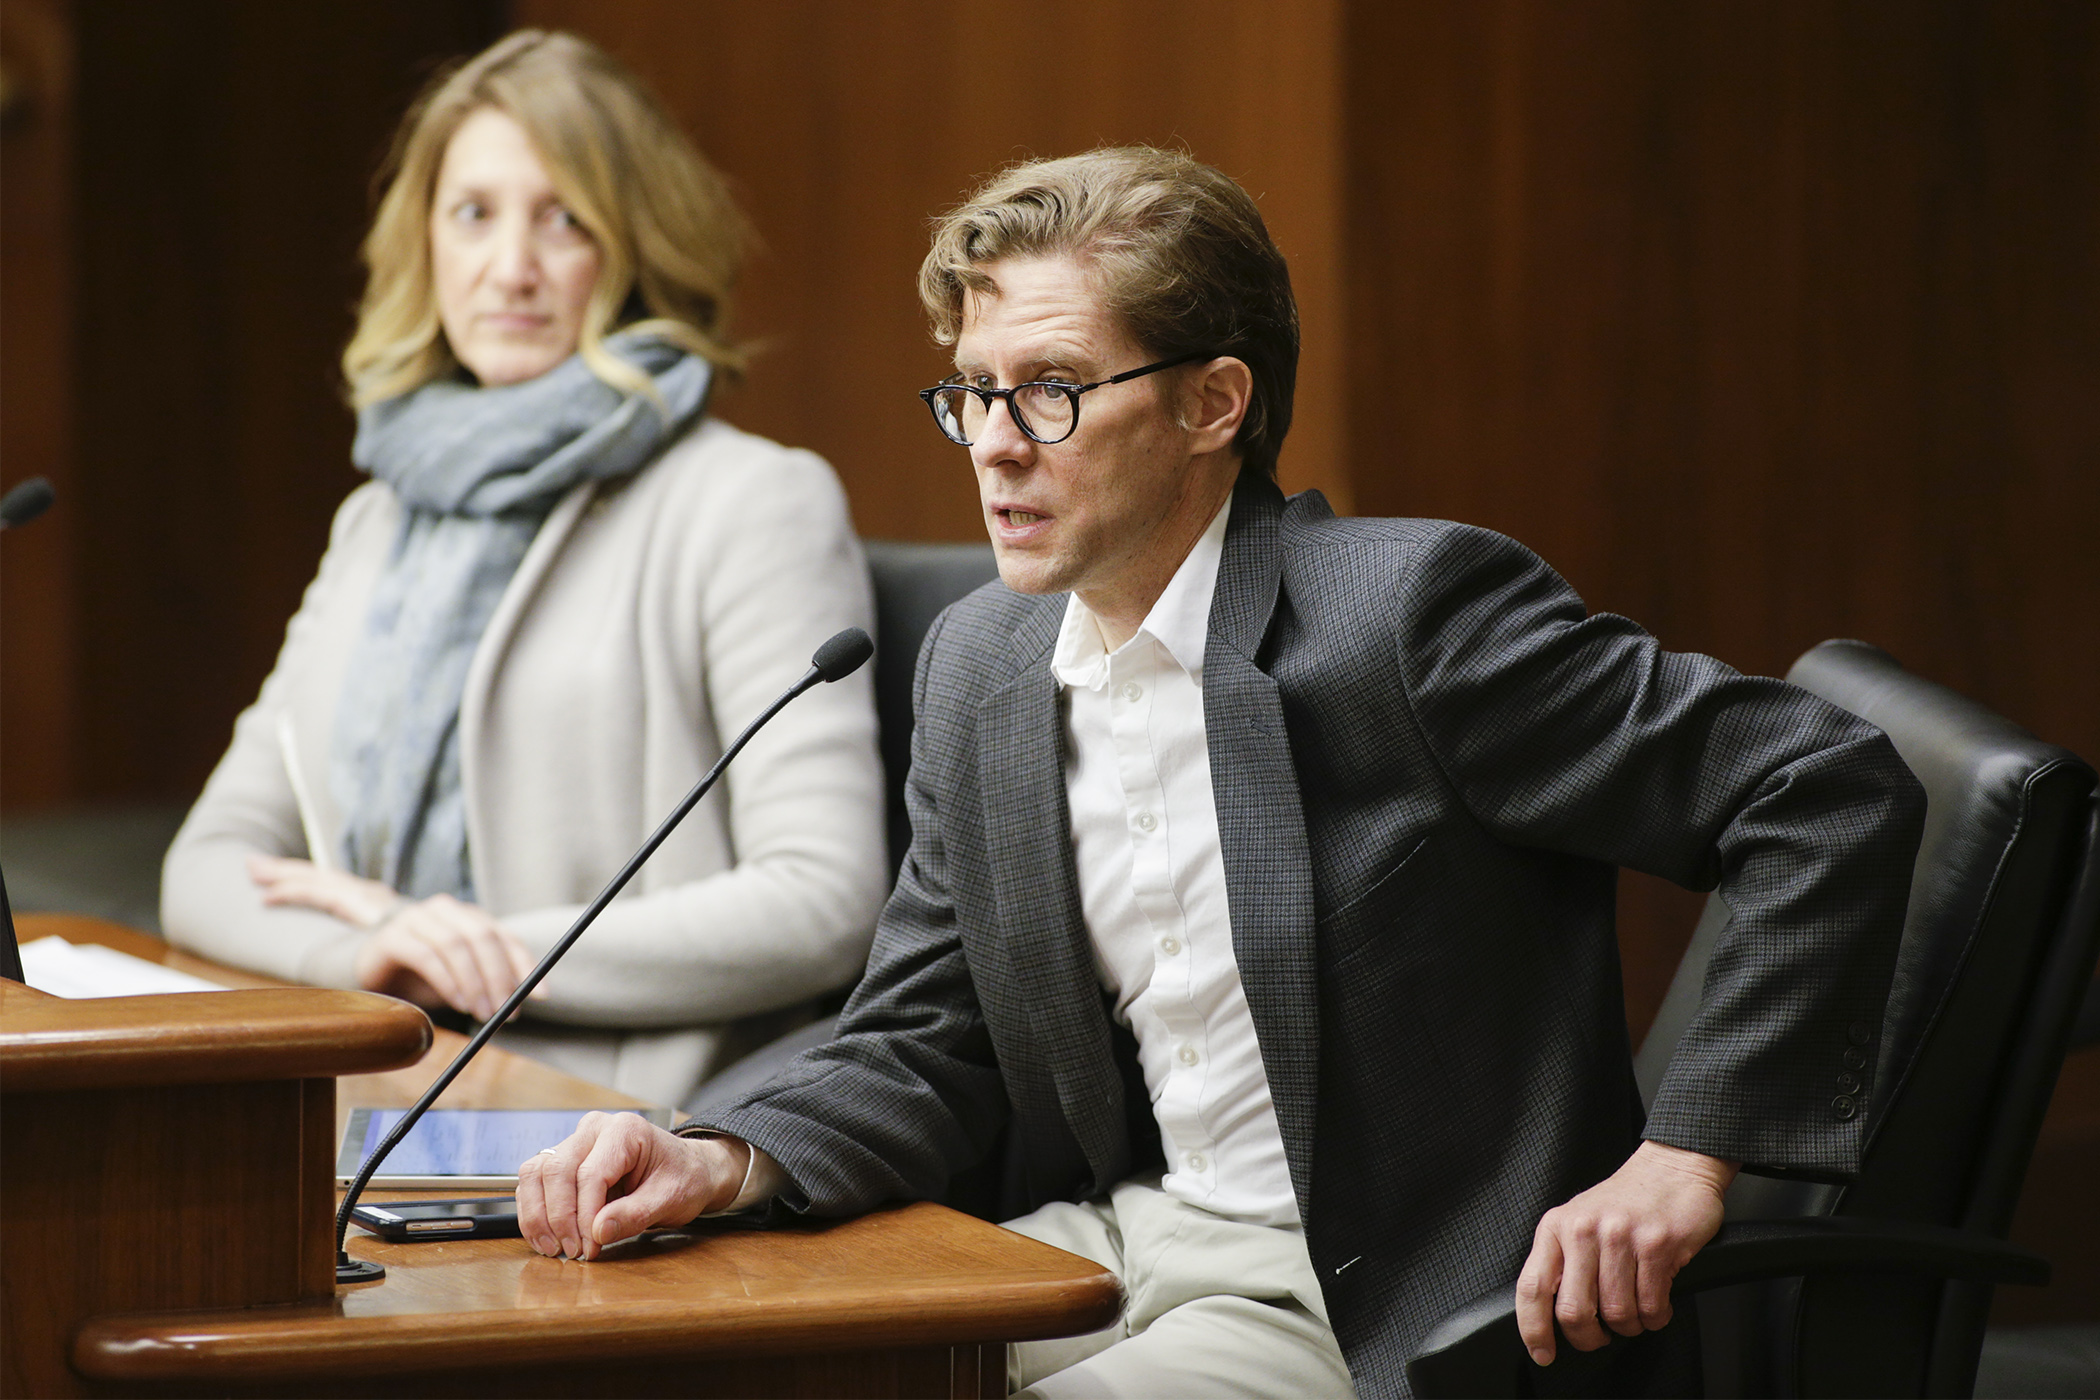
[1515,1140,1740,1366]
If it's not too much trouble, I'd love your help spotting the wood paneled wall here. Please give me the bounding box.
[509,0,1353,539]
[1,0,506,808]
[1348,0,2096,771]
[0,0,79,809]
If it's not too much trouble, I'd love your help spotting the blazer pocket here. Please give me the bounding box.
[1320,835,1435,970]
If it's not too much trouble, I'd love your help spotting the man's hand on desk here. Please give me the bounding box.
[1515,1140,1738,1366]
[248,855,538,1021]
[516,1112,748,1260]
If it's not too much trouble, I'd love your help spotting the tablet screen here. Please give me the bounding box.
[337,1107,673,1185]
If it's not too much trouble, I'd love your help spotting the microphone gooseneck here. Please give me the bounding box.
[333,627,873,1284]
[0,477,55,531]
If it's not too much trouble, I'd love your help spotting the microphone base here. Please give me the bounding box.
[336,1255,386,1284]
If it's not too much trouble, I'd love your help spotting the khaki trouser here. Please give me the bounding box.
[1003,1176,1358,1398]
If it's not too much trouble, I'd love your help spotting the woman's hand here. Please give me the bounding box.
[351,895,541,1021]
[248,856,539,1020]
[249,854,402,928]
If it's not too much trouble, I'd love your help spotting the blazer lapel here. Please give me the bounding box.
[457,477,594,816]
[1206,476,1323,1224]
[976,601,1130,1178]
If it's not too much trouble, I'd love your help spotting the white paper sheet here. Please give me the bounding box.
[19,937,228,998]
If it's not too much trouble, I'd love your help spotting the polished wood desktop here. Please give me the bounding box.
[3,915,1121,1398]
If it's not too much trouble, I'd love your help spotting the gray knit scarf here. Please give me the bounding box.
[330,334,711,900]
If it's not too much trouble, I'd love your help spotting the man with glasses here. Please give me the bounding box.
[520,147,1922,1398]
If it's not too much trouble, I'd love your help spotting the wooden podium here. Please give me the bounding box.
[1,918,1121,1398]
[0,958,430,1397]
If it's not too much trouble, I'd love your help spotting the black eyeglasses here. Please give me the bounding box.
[918,352,1214,447]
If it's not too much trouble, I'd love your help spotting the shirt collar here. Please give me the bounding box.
[1050,494,1233,691]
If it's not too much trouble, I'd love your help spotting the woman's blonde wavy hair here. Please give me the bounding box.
[343,30,748,409]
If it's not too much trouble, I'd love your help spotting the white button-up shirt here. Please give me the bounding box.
[1050,498,1299,1228]
[714,499,1298,1226]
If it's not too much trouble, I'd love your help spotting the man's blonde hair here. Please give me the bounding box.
[343,30,748,408]
[919,147,1298,477]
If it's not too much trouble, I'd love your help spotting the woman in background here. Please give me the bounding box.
[162,31,886,1106]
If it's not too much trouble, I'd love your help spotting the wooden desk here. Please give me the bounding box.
[4,916,1121,1398]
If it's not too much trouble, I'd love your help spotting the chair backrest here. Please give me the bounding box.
[1637,639,2100,1395]
[863,540,1002,880]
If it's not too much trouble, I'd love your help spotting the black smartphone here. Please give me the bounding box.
[349,1197,520,1242]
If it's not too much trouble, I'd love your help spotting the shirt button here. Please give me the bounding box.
[1158,935,1182,956]
[1847,1021,1875,1046]
[1186,1152,1208,1172]
[1135,811,1158,833]
[1177,1044,1199,1067]
[1832,1095,1859,1121]
[1119,681,1143,702]
[1843,1047,1867,1070]
[1837,1071,1862,1093]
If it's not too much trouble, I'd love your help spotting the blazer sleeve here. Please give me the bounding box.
[159,488,383,985]
[1389,522,1925,1172]
[684,607,1011,1216]
[488,444,888,1026]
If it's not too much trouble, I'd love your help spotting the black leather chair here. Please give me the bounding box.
[685,539,999,1114]
[861,540,1003,880]
[2076,979,2100,1047]
[1409,639,2100,1398]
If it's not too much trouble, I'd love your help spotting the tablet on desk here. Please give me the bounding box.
[336,1107,674,1188]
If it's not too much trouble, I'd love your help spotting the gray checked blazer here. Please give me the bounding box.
[696,473,1926,1396]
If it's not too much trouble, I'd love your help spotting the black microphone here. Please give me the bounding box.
[333,626,874,1284]
[0,477,55,530]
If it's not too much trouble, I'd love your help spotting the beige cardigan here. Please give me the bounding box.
[162,418,888,1105]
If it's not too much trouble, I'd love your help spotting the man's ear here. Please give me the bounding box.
[1184,356,1253,455]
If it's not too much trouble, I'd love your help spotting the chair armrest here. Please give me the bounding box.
[1673,1216,2046,1291]
[1404,1218,2048,1398]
